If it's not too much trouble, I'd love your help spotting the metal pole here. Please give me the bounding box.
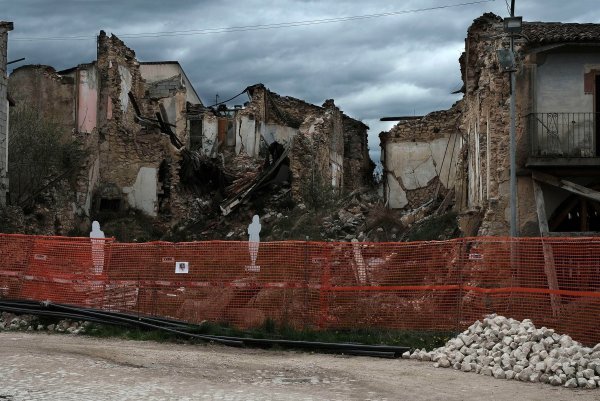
[509,1,517,237]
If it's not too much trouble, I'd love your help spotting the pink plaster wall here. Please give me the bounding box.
[77,68,98,133]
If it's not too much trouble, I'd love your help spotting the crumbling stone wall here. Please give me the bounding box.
[342,116,374,191]
[95,31,183,218]
[246,84,373,194]
[8,65,76,135]
[0,21,12,205]
[290,113,336,201]
[458,13,537,236]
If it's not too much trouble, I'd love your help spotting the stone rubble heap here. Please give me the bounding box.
[0,312,89,334]
[403,314,600,389]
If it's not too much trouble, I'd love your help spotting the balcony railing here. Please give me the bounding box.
[529,112,598,158]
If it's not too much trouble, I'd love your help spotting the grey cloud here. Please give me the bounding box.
[6,0,600,166]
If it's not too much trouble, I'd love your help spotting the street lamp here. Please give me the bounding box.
[504,16,523,34]
[504,10,522,238]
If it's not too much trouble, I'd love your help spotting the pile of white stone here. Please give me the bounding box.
[403,314,600,389]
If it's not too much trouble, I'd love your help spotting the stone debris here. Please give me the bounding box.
[405,314,600,389]
[0,312,90,335]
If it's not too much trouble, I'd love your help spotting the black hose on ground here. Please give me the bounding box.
[0,300,410,357]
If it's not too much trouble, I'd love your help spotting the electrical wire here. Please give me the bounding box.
[12,0,496,42]
[206,88,249,108]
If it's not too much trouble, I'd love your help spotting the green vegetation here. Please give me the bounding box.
[84,318,454,351]
[8,103,87,205]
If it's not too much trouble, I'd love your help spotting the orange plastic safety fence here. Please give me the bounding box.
[1,234,599,345]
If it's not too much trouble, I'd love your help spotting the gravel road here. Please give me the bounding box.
[0,332,597,400]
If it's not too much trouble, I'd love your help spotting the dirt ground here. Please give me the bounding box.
[0,332,597,401]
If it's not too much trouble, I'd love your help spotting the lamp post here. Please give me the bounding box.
[505,6,522,237]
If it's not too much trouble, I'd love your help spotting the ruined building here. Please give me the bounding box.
[8,32,373,234]
[9,31,200,231]
[381,13,600,236]
[191,84,373,209]
[0,21,12,206]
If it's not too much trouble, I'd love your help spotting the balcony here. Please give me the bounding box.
[527,112,600,167]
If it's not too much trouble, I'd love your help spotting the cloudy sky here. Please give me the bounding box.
[5,0,600,167]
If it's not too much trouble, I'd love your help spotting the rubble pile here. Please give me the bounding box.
[404,314,600,388]
[0,312,89,334]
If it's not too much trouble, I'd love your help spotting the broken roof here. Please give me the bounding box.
[473,12,600,47]
[523,22,600,45]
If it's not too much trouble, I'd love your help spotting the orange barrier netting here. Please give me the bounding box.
[1,234,599,344]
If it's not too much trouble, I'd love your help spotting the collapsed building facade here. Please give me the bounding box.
[9,32,194,230]
[8,32,373,234]
[381,13,600,236]
[190,84,374,213]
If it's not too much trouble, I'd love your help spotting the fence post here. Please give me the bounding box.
[318,245,331,329]
[456,238,466,334]
[303,236,309,329]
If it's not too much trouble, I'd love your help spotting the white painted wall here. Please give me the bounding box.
[384,134,461,209]
[260,122,297,146]
[122,167,158,216]
[386,173,408,209]
[118,65,132,113]
[201,117,218,157]
[235,115,258,157]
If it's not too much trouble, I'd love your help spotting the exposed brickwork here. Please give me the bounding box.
[385,107,461,142]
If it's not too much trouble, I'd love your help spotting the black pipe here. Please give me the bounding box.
[1,300,409,357]
[0,300,197,330]
[44,303,244,347]
[0,305,130,327]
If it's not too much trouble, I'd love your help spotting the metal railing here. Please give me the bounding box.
[529,112,598,157]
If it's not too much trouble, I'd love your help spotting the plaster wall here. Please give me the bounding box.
[260,122,297,146]
[536,52,600,112]
[386,173,408,209]
[117,64,131,113]
[535,52,600,155]
[123,166,158,216]
[385,135,460,192]
[235,115,258,156]
[201,115,218,156]
[76,66,98,133]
